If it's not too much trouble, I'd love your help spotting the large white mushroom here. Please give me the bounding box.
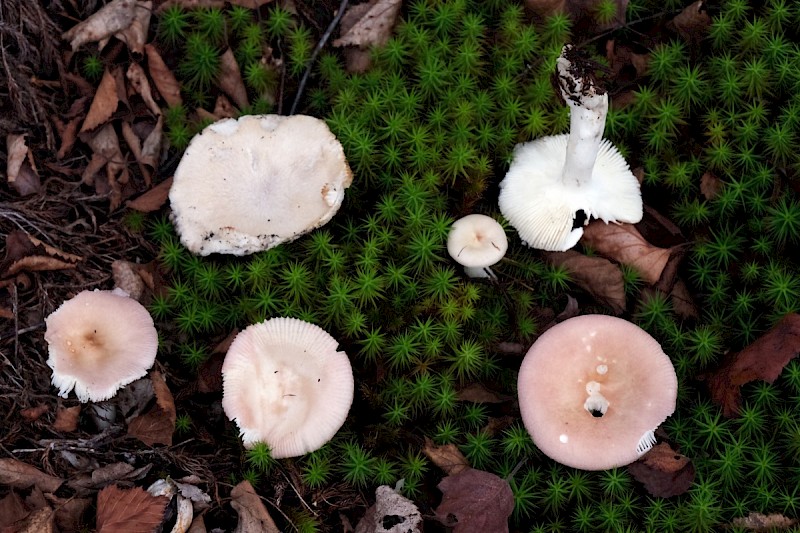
[169,114,353,256]
[221,317,354,457]
[498,45,642,251]
[44,289,158,403]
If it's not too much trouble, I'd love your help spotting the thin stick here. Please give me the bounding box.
[289,0,349,115]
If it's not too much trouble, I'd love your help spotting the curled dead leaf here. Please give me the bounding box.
[219,48,249,109]
[52,405,81,433]
[706,313,800,417]
[126,177,173,212]
[6,134,41,196]
[63,0,137,51]
[581,221,673,285]
[127,370,177,446]
[80,69,119,133]
[0,458,63,492]
[144,44,182,107]
[669,0,710,44]
[423,437,470,476]
[627,442,695,498]
[230,480,281,533]
[731,512,798,531]
[544,250,626,314]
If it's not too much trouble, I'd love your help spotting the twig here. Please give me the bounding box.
[289,0,350,115]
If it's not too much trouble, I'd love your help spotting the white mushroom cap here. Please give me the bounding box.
[221,317,354,457]
[44,289,158,403]
[498,134,642,251]
[447,214,508,269]
[517,314,677,470]
[169,114,353,256]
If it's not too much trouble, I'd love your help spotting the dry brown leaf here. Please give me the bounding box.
[82,123,129,209]
[127,63,161,116]
[545,250,626,314]
[230,480,281,533]
[581,221,672,285]
[6,133,41,196]
[81,69,119,133]
[218,49,249,109]
[435,468,514,533]
[0,491,29,528]
[707,313,800,417]
[627,442,694,497]
[63,0,138,50]
[334,0,402,49]
[114,1,151,54]
[5,256,79,277]
[144,44,182,107]
[213,95,237,119]
[13,507,55,533]
[52,405,81,433]
[457,383,511,403]
[113,260,145,300]
[732,512,798,531]
[0,458,63,492]
[670,279,699,320]
[128,370,177,446]
[670,0,710,45]
[423,437,470,476]
[188,515,208,533]
[44,494,91,533]
[126,177,173,213]
[20,404,49,422]
[96,484,168,533]
[700,171,723,200]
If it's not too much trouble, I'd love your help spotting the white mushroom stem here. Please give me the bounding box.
[557,45,608,188]
[463,266,497,280]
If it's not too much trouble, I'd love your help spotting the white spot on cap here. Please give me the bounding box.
[596,364,608,375]
[559,434,568,444]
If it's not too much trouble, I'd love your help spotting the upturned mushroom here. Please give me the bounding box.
[169,114,353,256]
[446,214,508,279]
[517,314,677,470]
[221,317,354,457]
[498,45,642,251]
[44,289,159,403]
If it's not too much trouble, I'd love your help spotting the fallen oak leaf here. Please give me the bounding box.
[580,220,673,285]
[435,468,514,533]
[113,1,151,55]
[218,48,249,109]
[627,442,695,498]
[669,0,711,45]
[95,484,168,533]
[126,176,172,213]
[705,313,800,417]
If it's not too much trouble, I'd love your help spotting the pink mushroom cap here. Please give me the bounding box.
[44,289,158,402]
[517,314,677,470]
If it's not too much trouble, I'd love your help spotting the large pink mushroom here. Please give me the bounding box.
[517,314,677,470]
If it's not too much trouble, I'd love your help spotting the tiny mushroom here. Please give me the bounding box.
[222,317,354,457]
[169,114,353,256]
[44,289,158,403]
[446,214,508,279]
[517,314,677,470]
[498,44,642,251]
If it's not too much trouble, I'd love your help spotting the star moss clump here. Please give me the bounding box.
[150,0,800,529]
